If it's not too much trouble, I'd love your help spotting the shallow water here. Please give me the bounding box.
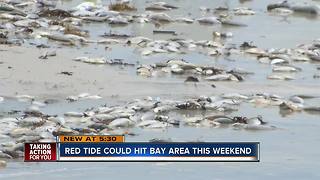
[1,0,320,179]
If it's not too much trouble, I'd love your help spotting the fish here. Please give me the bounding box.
[145,2,178,11]
[197,16,221,24]
[205,74,239,81]
[108,118,134,128]
[233,7,255,15]
[148,13,173,22]
[267,74,295,80]
[272,66,299,72]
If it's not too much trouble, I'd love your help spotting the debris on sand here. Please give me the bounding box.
[39,50,56,59]
[109,3,137,11]
[185,76,199,82]
[38,9,72,18]
[59,71,73,76]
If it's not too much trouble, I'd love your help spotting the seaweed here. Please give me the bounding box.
[109,3,137,11]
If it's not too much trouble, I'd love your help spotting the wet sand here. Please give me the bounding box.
[1,45,320,101]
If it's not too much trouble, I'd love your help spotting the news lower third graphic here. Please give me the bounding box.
[24,136,260,162]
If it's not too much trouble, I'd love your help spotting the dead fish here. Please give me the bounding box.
[36,0,57,7]
[40,33,75,43]
[291,5,320,15]
[244,116,266,125]
[270,8,293,15]
[39,50,56,59]
[222,93,249,100]
[270,58,288,65]
[233,7,255,15]
[0,151,12,159]
[258,57,271,64]
[291,55,310,62]
[148,13,173,22]
[272,66,299,72]
[48,116,65,125]
[14,19,40,28]
[9,128,36,138]
[174,17,194,23]
[72,9,96,17]
[95,9,120,17]
[83,95,102,100]
[108,118,134,128]
[73,57,106,64]
[73,2,96,11]
[267,74,295,80]
[153,105,176,113]
[220,19,247,27]
[53,127,79,136]
[98,38,123,44]
[16,95,34,102]
[16,135,41,143]
[227,68,253,75]
[94,114,116,122]
[19,117,43,127]
[267,1,290,11]
[137,65,152,77]
[97,107,114,114]
[205,74,239,81]
[205,115,234,124]
[170,64,184,74]
[77,93,90,99]
[197,16,221,24]
[184,116,203,124]
[139,112,155,121]
[289,96,304,104]
[309,54,320,62]
[145,5,170,11]
[176,100,201,110]
[146,2,178,11]
[245,48,266,55]
[0,2,26,16]
[0,13,25,20]
[267,1,320,15]
[81,16,108,22]
[167,59,196,69]
[280,101,303,111]
[64,112,83,117]
[127,36,151,44]
[108,16,129,25]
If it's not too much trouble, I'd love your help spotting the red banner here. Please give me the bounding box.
[24,143,57,161]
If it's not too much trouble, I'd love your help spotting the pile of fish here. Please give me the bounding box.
[267,1,320,15]
[0,0,254,48]
[238,40,320,80]
[1,0,320,168]
[137,59,250,82]
[1,91,320,161]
